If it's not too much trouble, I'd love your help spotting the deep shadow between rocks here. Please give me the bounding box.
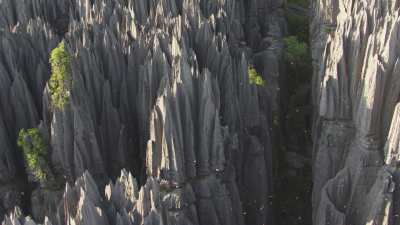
[273,0,313,224]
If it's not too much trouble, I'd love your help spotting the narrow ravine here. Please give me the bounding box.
[274,0,313,224]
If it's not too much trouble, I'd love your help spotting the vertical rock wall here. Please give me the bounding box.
[311,0,400,224]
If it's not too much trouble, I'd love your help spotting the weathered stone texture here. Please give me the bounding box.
[0,0,284,224]
[312,0,400,224]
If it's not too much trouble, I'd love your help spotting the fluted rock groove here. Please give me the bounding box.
[0,0,288,225]
[6,0,400,224]
[311,0,400,224]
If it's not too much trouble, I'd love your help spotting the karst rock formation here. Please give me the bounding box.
[0,0,285,225]
[311,0,400,224]
[3,0,400,224]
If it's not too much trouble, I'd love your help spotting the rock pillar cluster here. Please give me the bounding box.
[0,0,285,224]
[311,0,400,224]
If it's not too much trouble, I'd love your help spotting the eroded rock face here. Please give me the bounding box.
[4,170,234,225]
[311,0,400,224]
[0,0,284,224]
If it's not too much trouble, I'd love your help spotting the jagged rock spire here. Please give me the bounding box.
[312,0,400,224]
[0,0,283,224]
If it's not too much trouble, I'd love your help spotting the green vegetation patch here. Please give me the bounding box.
[284,36,308,64]
[49,41,72,109]
[17,128,49,182]
[248,66,265,86]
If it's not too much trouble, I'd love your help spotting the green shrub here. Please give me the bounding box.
[49,41,72,109]
[248,66,265,86]
[284,36,312,92]
[284,36,308,64]
[17,128,48,182]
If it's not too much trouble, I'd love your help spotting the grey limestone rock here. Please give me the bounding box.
[312,0,400,224]
[0,0,284,224]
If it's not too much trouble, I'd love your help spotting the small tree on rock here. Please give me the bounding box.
[49,41,72,109]
[17,128,49,183]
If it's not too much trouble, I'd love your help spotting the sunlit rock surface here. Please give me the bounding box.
[311,0,400,224]
[0,0,285,224]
